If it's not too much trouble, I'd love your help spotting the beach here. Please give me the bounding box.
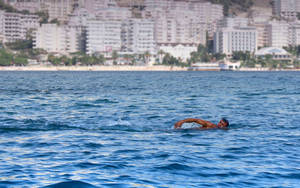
[0,65,299,71]
[0,65,188,71]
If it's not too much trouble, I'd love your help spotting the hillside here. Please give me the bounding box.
[208,0,272,16]
[117,0,273,16]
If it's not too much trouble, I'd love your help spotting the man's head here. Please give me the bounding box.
[217,118,229,128]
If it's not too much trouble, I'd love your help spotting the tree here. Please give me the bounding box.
[232,51,251,62]
[212,53,226,61]
[50,18,60,25]
[144,51,151,65]
[293,60,300,68]
[6,39,33,51]
[48,55,61,65]
[0,49,13,66]
[157,50,165,64]
[112,51,119,65]
[13,55,28,66]
[36,11,49,24]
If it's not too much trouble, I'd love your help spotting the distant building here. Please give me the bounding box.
[0,10,39,43]
[255,47,292,62]
[121,19,156,55]
[250,21,269,48]
[266,21,289,48]
[68,7,93,28]
[95,7,132,20]
[146,1,223,44]
[33,24,81,54]
[3,0,42,13]
[218,17,250,29]
[41,0,77,23]
[289,22,300,46]
[86,19,122,56]
[158,43,197,62]
[214,26,257,55]
[81,0,118,13]
[153,10,207,46]
[273,0,300,20]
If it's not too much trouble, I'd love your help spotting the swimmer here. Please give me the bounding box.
[174,118,229,130]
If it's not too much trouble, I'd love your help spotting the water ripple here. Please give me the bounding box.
[0,71,299,187]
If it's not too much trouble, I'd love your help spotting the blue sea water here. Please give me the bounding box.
[0,71,299,188]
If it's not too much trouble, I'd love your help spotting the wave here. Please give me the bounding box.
[153,163,193,171]
[43,180,97,188]
[0,118,84,132]
[0,87,63,95]
[0,118,155,132]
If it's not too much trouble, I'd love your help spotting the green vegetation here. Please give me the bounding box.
[50,18,60,25]
[35,11,49,24]
[187,44,297,69]
[48,53,105,66]
[6,40,33,51]
[283,45,300,57]
[0,49,28,66]
[112,51,119,65]
[0,0,20,13]
[188,44,226,65]
[162,53,185,67]
[232,51,295,69]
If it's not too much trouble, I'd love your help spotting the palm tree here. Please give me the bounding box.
[158,50,164,64]
[144,51,151,65]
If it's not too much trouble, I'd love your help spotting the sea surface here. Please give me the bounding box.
[0,71,299,188]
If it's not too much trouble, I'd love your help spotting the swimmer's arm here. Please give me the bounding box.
[174,118,215,129]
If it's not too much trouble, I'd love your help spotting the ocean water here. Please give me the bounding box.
[0,71,299,188]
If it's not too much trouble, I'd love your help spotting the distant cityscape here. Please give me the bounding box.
[0,0,300,69]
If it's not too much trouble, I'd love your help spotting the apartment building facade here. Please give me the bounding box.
[86,19,122,55]
[0,10,39,43]
[121,19,156,54]
[266,21,289,48]
[214,27,257,55]
[33,23,80,53]
[273,0,300,20]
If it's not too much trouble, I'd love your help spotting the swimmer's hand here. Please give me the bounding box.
[174,121,184,129]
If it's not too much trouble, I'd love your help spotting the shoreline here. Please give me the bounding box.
[0,65,188,71]
[0,65,299,71]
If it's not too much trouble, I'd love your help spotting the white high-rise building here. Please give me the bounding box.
[121,19,156,54]
[146,1,223,40]
[0,10,39,43]
[5,0,79,22]
[288,22,300,46]
[251,21,269,48]
[273,0,300,20]
[33,23,80,53]
[266,21,289,48]
[154,9,207,45]
[86,19,122,55]
[214,27,257,55]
